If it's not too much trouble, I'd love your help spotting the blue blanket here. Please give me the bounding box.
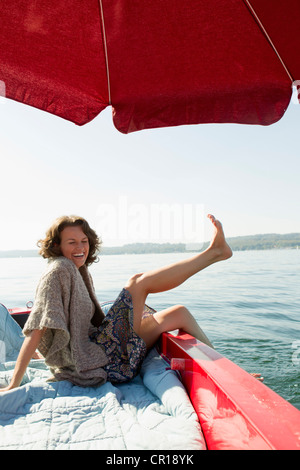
[0,303,205,450]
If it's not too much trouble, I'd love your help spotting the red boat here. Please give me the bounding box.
[8,306,300,451]
[1,2,300,451]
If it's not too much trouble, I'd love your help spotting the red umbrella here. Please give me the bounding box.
[0,0,299,134]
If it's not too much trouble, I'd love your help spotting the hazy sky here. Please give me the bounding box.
[0,89,299,250]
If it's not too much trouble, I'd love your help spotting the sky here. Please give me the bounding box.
[0,88,300,250]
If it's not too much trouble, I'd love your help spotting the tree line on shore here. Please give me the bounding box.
[1,233,299,258]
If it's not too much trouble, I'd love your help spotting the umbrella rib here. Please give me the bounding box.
[243,0,293,82]
[99,0,111,105]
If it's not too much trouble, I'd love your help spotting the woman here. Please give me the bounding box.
[0,214,232,390]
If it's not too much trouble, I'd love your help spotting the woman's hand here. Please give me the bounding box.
[0,385,14,393]
[0,328,46,392]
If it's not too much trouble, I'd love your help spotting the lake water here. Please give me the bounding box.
[0,250,299,410]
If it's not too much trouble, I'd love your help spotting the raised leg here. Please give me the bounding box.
[125,215,232,347]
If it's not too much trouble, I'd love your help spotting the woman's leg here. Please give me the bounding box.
[125,215,232,346]
[138,305,214,349]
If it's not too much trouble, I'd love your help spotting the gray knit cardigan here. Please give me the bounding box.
[23,257,109,386]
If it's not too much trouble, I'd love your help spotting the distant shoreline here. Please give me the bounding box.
[1,233,299,258]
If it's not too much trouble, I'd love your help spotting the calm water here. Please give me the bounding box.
[0,250,299,409]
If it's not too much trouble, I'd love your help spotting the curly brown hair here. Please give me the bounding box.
[37,215,102,266]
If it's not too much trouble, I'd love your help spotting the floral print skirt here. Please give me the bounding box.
[89,288,155,384]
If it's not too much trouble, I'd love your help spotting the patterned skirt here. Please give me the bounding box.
[89,288,155,384]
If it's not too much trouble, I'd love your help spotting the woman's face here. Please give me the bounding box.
[59,225,89,268]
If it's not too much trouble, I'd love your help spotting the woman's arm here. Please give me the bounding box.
[0,328,46,392]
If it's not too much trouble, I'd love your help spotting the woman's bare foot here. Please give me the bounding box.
[207,214,233,261]
[251,373,264,382]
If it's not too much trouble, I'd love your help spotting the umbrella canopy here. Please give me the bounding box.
[0,0,299,133]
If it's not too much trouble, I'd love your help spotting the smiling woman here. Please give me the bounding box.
[37,215,102,267]
[0,213,233,392]
[59,226,90,269]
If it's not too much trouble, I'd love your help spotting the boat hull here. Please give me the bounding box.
[8,306,300,450]
[159,331,300,450]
